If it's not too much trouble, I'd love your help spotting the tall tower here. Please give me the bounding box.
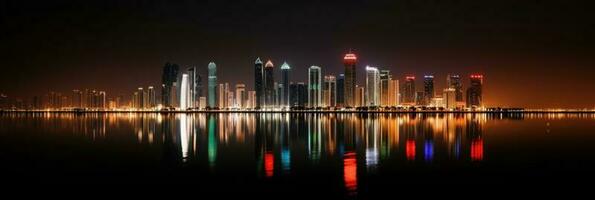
[280,62,291,107]
[379,69,391,106]
[323,75,337,107]
[466,74,484,108]
[403,76,416,105]
[264,60,275,108]
[208,62,217,108]
[366,66,380,107]
[161,62,179,108]
[343,52,357,108]
[308,66,322,108]
[236,84,246,108]
[423,75,435,105]
[254,58,264,109]
[447,74,463,102]
[336,74,345,107]
[187,67,196,108]
[180,74,189,110]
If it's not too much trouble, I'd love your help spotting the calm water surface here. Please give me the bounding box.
[0,113,594,195]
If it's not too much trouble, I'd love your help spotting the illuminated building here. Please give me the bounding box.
[227,88,234,109]
[308,66,322,108]
[280,62,291,107]
[264,60,275,108]
[137,87,144,109]
[199,97,206,110]
[355,85,364,107]
[72,90,83,108]
[323,75,337,107]
[147,86,156,108]
[443,88,457,109]
[337,74,345,107]
[415,91,425,106]
[161,62,179,108]
[365,66,380,107]
[388,79,399,106]
[431,97,444,107]
[208,62,217,108]
[447,74,463,102]
[254,58,264,109]
[344,52,357,108]
[98,91,106,109]
[467,74,484,108]
[247,91,256,109]
[423,75,435,105]
[180,74,189,110]
[236,84,246,108]
[289,82,308,108]
[402,76,416,105]
[217,84,225,109]
[379,69,391,106]
[187,66,196,108]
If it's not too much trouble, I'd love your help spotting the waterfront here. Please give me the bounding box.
[0,113,594,195]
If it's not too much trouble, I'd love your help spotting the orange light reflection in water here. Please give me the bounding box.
[265,151,274,178]
[471,138,484,161]
[406,139,416,160]
[343,152,357,195]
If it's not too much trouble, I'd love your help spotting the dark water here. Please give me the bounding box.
[0,112,594,194]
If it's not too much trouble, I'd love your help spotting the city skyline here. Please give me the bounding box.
[1,1,595,109]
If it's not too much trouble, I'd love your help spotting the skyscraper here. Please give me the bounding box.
[236,84,246,108]
[379,69,391,106]
[403,76,416,105]
[423,75,435,106]
[447,74,463,102]
[264,60,275,108]
[161,62,179,108]
[187,67,196,108]
[147,86,156,108]
[254,58,264,109]
[336,74,345,107]
[137,87,145,109]
[208,62,217,108]
[323,75,336,107]
[344,52,357,108]
[366,66,380,107]
[308,66,322,108]
[218,84,225,109]
[388,79,399,106]
[443,88,457,109]
[180,74,190,110]
[281,62,291,107]
[355,85,364,107]
[466,74,484,108]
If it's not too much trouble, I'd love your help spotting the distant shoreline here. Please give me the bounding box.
[1,110,594,114]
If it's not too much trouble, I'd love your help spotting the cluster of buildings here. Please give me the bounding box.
[154,52,483,111]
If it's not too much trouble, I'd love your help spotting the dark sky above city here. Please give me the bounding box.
[1,0,594,108]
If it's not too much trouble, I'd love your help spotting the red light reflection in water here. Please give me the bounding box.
[343,152,357,195]
[406,139,416,160]
[471,139,484,161]
[265,151,274,177]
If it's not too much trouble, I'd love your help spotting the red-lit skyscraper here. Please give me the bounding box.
[344,52,357,108]
[467,74,484,108]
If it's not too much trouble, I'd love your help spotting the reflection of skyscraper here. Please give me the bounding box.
[264,60,275,108]
[308,66,322,108]
[281,62,291,107]
[208,62,217,108]
[467,74,484,108]
[366,66,380,107]
[254,58,264,109]
[344,53,357,108]
[447,74,463,102]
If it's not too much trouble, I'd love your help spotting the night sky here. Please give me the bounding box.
[1,0,594,108]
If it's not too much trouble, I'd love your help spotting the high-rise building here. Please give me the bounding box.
[199,97,206,110]
[323,75,337,107]
[366,66,380,107]
[180,74,190,110]
[355,85,365,107]
[403,76,416,105]
[466,74,484,108]
[247,91,256,109]
[423,75,434,106]
[308,66,322,108]
[161,62,179,108]
[147,86,156,108]
[218,84,225,109]
[415,91,425,106]
[344,53,357,108]
[289,82,308,108]
[254,58,264,109]
[443,88,457,109]
[208,62,217,108]
[236,84,246,108]
[388,79,399,107]
[137,87,145,109]
[98,91,106,109]
[281,62,291,107]
[264,60,275,108]
[336,74,345,107]
[187,67,197,108]
[379,70,391,106]
[447,74,463,102]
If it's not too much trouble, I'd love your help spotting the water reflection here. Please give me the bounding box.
[2,112,594,193]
